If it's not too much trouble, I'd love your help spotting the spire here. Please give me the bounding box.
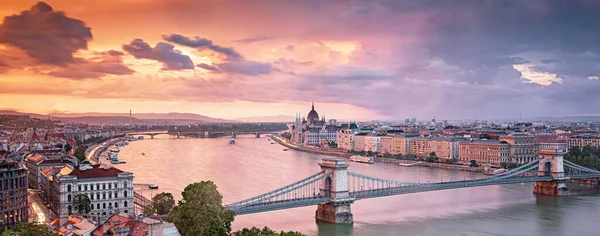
[311,102,314,111]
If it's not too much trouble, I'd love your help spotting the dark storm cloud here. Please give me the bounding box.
[232,35,275,44]
[0,2,92,67]
[162,34,243,59]
[122,39,194,70]
[196,63,219,72]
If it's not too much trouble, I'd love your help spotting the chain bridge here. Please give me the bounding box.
[225,148,600,224]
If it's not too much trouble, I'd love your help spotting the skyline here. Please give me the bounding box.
[1,1,600,120]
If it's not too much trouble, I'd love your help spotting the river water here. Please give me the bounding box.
[116,135,599,236]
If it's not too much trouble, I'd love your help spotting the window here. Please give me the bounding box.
[109,202,112,208]
[85,185,88,191]
[67,194,72,202]
[103,184,106,190]
[96,193,100,199]
[67,185,72,192]
[103,203,106,209]
[123,181,127,188]
[123,190,128,198]
[97,203,100,209]
[78,185,81,191]
[124,201,128,207]
[96,184,100,190]
[115,202,118,208]
[91,204,94,210]
[103,193,106,199]
[90,194,94,200]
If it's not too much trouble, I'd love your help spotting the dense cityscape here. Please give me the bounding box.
[3,0,600,235]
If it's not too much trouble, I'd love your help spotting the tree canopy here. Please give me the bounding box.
[8,223,59,236]
[233,226,305,236]
[565,146,600,170]
[144,192,176,216]
[165,181,235,236]
[73,194,91,215]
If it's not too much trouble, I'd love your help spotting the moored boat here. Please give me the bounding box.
[349,155,375,164]
[148,184,159,189]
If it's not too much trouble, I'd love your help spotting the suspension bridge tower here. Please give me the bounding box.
[315,158,355,224]
[533,148,569,196]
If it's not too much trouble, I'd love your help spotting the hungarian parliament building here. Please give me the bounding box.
[291,103,339,146]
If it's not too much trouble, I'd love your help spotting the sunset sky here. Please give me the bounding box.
[1,0,599,120]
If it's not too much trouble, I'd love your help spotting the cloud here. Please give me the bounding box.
[285,45,296,51]
[162,34,242,59]
[196,63,219,72]
[122,39,194,70]
[541,59,561,64]
[47,50,134,79]
[512,64,563,86]
[0,2,92,66]
[217,60,272,76]
[233,35,275,44]
[589,76,599,80]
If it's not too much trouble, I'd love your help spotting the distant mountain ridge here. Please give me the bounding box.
[0,110,234,124]
[234,115,295,122]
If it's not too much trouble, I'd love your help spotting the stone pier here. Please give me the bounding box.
[315,158,354,224]
[533,148,569,196]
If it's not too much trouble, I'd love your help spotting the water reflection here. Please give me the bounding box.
[117,136,600,236]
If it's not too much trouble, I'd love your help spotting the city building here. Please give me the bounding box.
[92,212,180,236]
[380,136,392,154]
[292,103,339,146]
[499,133,536,163]
[409,138,430,157]
[0,159,28,230]
[25,153,77,190]
[458,140,510,165]
[363,133,381,152]
[567,133,600,149]
[51,164,135,224]
[337,129,354,151]
[48,214,96,235]
[353,134,366,152]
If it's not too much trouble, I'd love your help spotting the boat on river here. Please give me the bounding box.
[349,155,375,164]
[148,184,159,189]
[283,148,289,151]
[229,139,236,144]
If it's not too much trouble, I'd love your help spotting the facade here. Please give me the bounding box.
[337,129,354,151]
[567,133,600,149]
[0,159,28,230]
[26,153,77,190]
[409,138,430,157]
[292,103,339,146]
[390,136,406,155]
[499,133,536,163]
[353,134,366,152]
[51,164,135,224]
[428,137,453,160]
[363,134,380,152]
[379,136,392,154]
[458,140,510,165]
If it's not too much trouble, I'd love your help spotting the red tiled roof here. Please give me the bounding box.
[534,135,559,143]
[68,164,124,179]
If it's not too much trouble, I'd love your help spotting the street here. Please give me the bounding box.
[28,190,53,224]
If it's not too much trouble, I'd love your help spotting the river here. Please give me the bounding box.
[116,135,599,236]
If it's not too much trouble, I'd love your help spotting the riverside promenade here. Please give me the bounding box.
[271,135,351,158]
[272,135,483,172]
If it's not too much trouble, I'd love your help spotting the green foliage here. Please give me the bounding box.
[425,152,439,163]
[444,158,458,164]
[166,181,235,236]
[143,205,155,216]
[359,150,366,156]
[73,146,86,161]
[366,150,374,156]
[152,192,176,215]
[64,143,73,153]
[565,146,600,170]
[470,160,479,167]
[383,152,392,158]
[327,141,338,148]
[233,226,305,236]
[73,194,91,215]
[281,132,292,140]
[9,223,59,236]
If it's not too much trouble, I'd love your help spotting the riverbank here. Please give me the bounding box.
[271,135,352,158]
[375,157,484,172]
[272,135,483,172]
[85,137,128,164]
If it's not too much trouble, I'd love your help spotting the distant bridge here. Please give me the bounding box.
[125,130,274,139]
[225,148,600,224]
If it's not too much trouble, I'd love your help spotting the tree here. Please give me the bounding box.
[166,181,235,236]
[500,162,509,169]
[426,152,439,163]
[73,146,86,162]
[383,152,392,158]
[73,194,91,215]
[152,192,175,215]
[366,150,374,156]
[9,223,59,236]
[359,150,366,156]
[233,226,305,236]
[444,158,458,164]
[470,160,479,167]
[405,154,417,160]
[281,132,292,140]
[64,143,73,153]
[143,205,155,216]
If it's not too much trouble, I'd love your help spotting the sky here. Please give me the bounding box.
[1,0,599,120]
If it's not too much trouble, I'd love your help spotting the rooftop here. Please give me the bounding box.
[68,164,124,179]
